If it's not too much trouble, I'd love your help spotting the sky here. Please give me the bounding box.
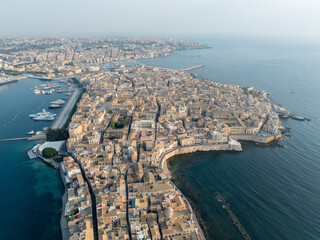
[1,0,320,39]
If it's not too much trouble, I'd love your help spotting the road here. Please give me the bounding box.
[51,88,82,129]
[72,154,99,240]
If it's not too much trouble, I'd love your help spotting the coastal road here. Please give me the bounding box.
[51,88,82,129]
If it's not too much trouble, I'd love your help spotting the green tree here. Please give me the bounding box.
[46,128,69,141]
[42,147,58,158]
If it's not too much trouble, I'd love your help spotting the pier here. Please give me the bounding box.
[0,137,28,142]
[181,65,204,71]
[214,192,251,240]
[51,88,82,129]
[0,134,46,142]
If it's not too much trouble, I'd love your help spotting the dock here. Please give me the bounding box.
[27,150,37,159]
[214,192,251,240]
[181,65,204,71]
[0,134,46,142]
[51,88,82,129]
[0,137,28,142]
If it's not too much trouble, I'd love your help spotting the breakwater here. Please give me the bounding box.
[159,143,242,179]
[215,192,251,240]
[181,65,204,71]
[0,79,18,86]
[231,134,281,143]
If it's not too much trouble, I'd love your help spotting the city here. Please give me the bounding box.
[0,37,285,240]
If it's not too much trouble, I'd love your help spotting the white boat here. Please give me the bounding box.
[34,116,55,121]
[51,99,65,105]
[49,103,62,109]
[29,109,56,121]
[26,130,35,135]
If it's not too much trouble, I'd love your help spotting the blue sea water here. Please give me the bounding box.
[140,37,320,240]
[0,79,66,240]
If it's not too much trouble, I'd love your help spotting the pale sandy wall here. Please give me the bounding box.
[231,134,281,143]
[159,143,242,179]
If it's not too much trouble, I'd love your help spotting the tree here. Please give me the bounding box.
[111,121,124,129]
[42,147,58,158]
[142,141,147,151]
[46,128,69,141]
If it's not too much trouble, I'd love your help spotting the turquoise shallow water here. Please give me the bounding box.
[0,79,65,240]
[140,37,320,240]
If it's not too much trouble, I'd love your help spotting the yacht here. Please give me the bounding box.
[26,130,35,135]
[49,103,63,109]
[34,89,41,94]
[29,109,56,121]
[51,99,65,105]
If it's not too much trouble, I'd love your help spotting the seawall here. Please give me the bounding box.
[231,134,281,143]
[157,143,241,240]
[0,79,18,86]
[159,143,242,179]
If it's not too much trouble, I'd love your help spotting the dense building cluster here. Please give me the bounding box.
[64,65,281,240]
[0,37,204,79]
[1,37,282,240]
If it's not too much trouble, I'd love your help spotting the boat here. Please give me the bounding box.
[29,109,56,121]
[34,116,55,121]
[49,104,63,109]
[26,130,35,135]
[51,99,65,105]
[38,77,52,81]
[34,89,41,94]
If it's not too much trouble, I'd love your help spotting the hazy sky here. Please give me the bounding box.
[1,0,320,39]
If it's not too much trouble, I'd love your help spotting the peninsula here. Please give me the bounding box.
[64,64,282,239]
[0,37,283,240]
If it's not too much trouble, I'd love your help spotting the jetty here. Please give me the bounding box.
[0,134,46,142]
[51,88,82,129]
[0,137,28,142]
[214,192,251,240]
[181,65,204,71]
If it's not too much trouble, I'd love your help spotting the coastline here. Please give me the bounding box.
[59,164,71,240]
[159,142,242,179]
[157,142,242,240]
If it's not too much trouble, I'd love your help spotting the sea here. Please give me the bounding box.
[1,36,320,240]
[0,78,67,240]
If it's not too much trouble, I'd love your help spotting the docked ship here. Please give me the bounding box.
[38,77,52,81]
[51,99,65,105]
[49,103,63,109]
[26,130,35,135]
[49,99,65,108]
[34,89,41,94]
[29,109,56,121]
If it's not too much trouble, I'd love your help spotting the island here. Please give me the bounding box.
[0,37,283,240]
[63,64,282,240]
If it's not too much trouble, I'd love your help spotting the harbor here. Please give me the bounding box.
[0,77,64,240]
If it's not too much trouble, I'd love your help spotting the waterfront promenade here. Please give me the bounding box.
[51,88,81,129]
